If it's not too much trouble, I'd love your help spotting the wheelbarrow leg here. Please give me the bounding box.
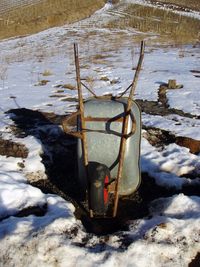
[74,43,93,218]
[113,41,145,217]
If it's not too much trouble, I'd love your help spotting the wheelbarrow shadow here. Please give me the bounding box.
[7,108,84,204]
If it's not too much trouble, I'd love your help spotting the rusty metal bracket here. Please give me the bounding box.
[61,111,82,139]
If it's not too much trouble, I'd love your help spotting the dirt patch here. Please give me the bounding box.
[143,126,200,154]
[136,99,199,119]
[0,137,28,158]
[139,80,200,154]
[158,80,183,107]
[143,126,176,148]
[176,136,200,154]
[35,79,50,86]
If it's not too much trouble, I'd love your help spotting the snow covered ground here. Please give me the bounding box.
[0,1,200,266]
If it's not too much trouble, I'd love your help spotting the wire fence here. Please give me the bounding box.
[0,0,44,15]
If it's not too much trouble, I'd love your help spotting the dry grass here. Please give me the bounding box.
[107,4,200,44]
[0,0,106,40]
[61,84,76,90]
[149,0,200,12]
[35,79,50,86]
[93,54,107,60]
[41,70,53,76]
[0,64,8,88]
[100,76,110,81]
[54,83,76,90]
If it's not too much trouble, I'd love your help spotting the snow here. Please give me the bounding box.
[141,137,200,188]
[0,155,46,219]
[150,194,200,219]
[0,1,200,266]
[95,2,113,14]
[0,134,46,219]
[1,193,199,266]
[142,113,200,140]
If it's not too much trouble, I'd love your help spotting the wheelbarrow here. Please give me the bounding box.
[62,42,145,218]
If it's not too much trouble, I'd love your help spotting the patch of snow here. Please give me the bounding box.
[95,2,113,14]
[1,193,199,267]
[141,137,200,188]
[142,113,200,140]
[150,194,200,219]
[0,154,46,219]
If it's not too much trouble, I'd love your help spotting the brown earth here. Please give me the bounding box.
[0,137,28,158]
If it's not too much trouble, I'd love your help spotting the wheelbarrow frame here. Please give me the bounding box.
[62,42,145,218]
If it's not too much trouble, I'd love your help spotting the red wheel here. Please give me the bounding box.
[104,175,109,206]
[88,162,110,215]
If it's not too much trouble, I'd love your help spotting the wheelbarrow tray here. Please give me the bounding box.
[77,97,141,196]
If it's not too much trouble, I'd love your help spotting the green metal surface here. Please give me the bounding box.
[77,98,141,196]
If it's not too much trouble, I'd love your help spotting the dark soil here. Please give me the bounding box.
[143,126,176,148]
[136,99,199,119]
[143,126,200,154]
[189,253,200,267]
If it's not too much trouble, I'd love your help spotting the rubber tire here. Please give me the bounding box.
[88,162,110,215]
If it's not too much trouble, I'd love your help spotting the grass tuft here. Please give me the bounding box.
[41,70,53,76]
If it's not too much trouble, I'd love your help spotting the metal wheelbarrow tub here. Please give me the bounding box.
[77,97,141,196]
[62,41,145,217]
